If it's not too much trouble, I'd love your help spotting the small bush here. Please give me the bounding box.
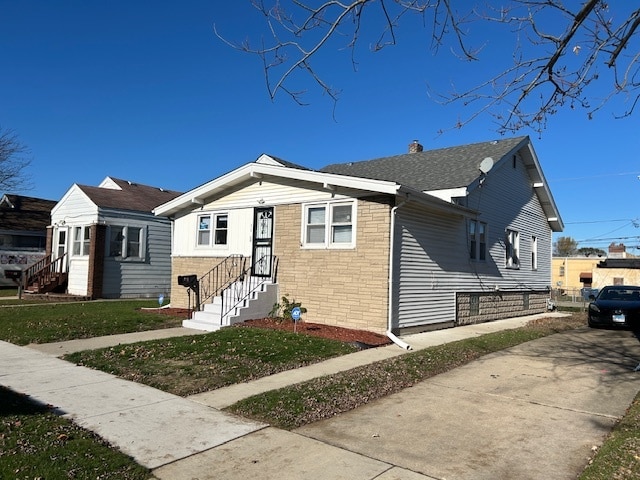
[270,295,307,321]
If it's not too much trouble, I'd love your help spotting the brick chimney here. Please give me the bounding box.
[408,140,423,153]
[608,242,627,259]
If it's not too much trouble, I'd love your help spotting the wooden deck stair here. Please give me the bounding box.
[23,253,68,294]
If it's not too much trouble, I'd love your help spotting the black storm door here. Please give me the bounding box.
[252,207,274,277]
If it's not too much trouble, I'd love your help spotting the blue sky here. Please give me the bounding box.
[1,1,639,253]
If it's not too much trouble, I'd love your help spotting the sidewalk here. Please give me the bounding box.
[3,312,639,479]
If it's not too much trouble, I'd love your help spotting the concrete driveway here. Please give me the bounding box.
[295,327,640,480]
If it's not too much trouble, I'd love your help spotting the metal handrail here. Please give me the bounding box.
[220,255,278,322]
[198,254,245,309]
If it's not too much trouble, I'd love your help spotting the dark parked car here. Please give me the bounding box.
[587,285,640,328]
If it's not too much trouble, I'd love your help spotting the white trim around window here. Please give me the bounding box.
[196,212,228,248]
[469,220,487,261]
[72,226,91,256]
[108,225,146,261]
[506,229,520,269]
[302,200,356,249]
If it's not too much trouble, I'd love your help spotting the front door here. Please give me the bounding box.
[252,207,274,277]
[55,228,68,272]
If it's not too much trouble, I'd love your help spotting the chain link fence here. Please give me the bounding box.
[551,287,597,309]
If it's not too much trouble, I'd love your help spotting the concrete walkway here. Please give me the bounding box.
[2,313,639,479]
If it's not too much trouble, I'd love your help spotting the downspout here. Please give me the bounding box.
[387,195,412,350]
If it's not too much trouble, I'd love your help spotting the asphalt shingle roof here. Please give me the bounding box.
[320,136,528,191]
[78,178,182,213]
[0,194,56,232]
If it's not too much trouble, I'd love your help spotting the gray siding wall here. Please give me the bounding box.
[394,152,553,330]
[101,210,172,299]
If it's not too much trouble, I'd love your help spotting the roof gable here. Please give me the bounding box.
[256,154,310,170]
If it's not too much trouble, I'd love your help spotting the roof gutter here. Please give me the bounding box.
[387,194,412,350]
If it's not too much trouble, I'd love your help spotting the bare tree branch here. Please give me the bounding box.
[0,128,31,193]
[219,1,640,133]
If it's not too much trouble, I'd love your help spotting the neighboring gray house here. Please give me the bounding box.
[29,177,181,299]
[155,136,563,341]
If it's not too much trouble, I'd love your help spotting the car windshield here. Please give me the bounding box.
[598,288,640,301]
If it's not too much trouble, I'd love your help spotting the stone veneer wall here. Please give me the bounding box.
[170,256,233,309]
[456,291,549,326]
[274,196,392,335]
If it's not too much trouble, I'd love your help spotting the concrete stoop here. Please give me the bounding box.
[183,282,278,332]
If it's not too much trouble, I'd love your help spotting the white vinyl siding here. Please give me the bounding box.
[392,151,553,330]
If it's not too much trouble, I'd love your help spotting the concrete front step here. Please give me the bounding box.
[182,317,223,332]
[183,282,278,332]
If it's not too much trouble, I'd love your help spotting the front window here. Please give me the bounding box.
[109,226,124,257]
[531,236,538,270]
[72,226,90,256]
[197,213,228,247]
[197,215,211,246]
[506,229,519,268]
[303,201,355,248]
[108,225,144,260]
[214,215,228,245]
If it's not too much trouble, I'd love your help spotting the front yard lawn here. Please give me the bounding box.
[0,300,183,345]
[64,327,358,396]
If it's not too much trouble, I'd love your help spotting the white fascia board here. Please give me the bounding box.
[424,187,467,202]
[51,184,93,217]
[255,154,282,166]
[398,185,476,218]
[520,142,564,232]
[154,163,402,217]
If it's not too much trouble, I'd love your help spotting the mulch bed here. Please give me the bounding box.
[239,317,392,347]
[143,308,391,347]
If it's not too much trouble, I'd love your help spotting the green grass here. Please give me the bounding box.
[3,309,637,478]
[0,300,183,345]
[0,287,18,297]
[65,326,358,396]
[0,386,154,480]
[579,391,640,480]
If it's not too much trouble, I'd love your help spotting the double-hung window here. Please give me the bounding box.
[506,229,520,268]
[469,220,487,261]
[197,213,228,247]
[72,226,91,256]
[303,201,355,248]
[108,226,144,260]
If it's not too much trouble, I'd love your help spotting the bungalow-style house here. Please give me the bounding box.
[0,194,57,287]
[27,177,181,299]
[154,136,563,342]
